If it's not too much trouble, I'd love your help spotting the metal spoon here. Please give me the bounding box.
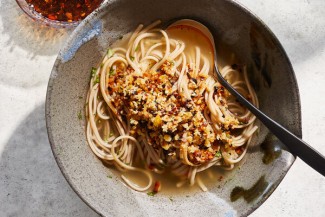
[214,52,325,177]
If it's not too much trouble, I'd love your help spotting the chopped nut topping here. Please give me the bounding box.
[107,60,238,165]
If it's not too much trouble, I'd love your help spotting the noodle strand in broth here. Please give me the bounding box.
[86,21,258,192]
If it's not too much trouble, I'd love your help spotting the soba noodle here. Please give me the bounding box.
[86,21,258,192]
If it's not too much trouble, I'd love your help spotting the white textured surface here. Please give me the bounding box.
[0,0,324,216]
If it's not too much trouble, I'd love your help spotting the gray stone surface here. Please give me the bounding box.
[0,0,324,216]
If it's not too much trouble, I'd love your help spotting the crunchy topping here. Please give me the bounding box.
[107,60,238,165]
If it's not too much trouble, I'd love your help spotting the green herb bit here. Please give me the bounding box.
[109,132,114,137]
[107,48,114,58]
[77,110,82,120]
[135,45,139,52]
[90,67,97,78]
[147,191,156,196]
[56,147,64,155]
[109,68,115,76]
[93,75,100,84]
[130,56,135,61]
[78,96,83,99]
[107,175,112,179]
[215,151,222,158]
[169,197,173,202]
[100,63,104,68]
[118,35,123,40]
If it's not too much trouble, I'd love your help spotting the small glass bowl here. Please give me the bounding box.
[15,0,104,28]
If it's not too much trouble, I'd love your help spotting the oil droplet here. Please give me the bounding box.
[261,134,284,164]
[230,175,271,203]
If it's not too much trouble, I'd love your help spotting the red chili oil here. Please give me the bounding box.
[26,0,103,22]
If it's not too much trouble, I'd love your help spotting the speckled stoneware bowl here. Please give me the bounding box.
[46,0,301,216]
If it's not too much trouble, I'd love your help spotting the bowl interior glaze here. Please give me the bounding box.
[46,0,301,216]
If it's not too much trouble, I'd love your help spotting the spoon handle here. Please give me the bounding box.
[215,64,325,177]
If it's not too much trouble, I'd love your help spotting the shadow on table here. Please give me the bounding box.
[0,0,70,59]
[0,104,99,217]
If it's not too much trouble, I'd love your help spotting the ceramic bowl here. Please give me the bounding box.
[46,0,301,216]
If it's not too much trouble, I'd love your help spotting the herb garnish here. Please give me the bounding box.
[215,151,222,158]
[109,68,115,76]
[94,75,100,84]
[77,110,82,120]
[107,48,114,58]
[147,191,156,196]
[90,67,97,78]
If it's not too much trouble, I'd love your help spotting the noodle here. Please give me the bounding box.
[86,21,258,192]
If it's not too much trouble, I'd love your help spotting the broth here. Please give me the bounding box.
[110,162,232,195]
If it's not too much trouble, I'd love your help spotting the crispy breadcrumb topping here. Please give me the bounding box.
[107,60,240,165]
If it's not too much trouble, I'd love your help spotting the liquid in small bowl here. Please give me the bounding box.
[16,0,104,28]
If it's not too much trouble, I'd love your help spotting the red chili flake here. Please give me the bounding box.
[148,164,155,170]
[247,95,252,101]
[153,181,161,193]
[235,147,244,155]
[47,14,57,20]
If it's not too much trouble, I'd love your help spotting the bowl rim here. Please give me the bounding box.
[45,0,302,216]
